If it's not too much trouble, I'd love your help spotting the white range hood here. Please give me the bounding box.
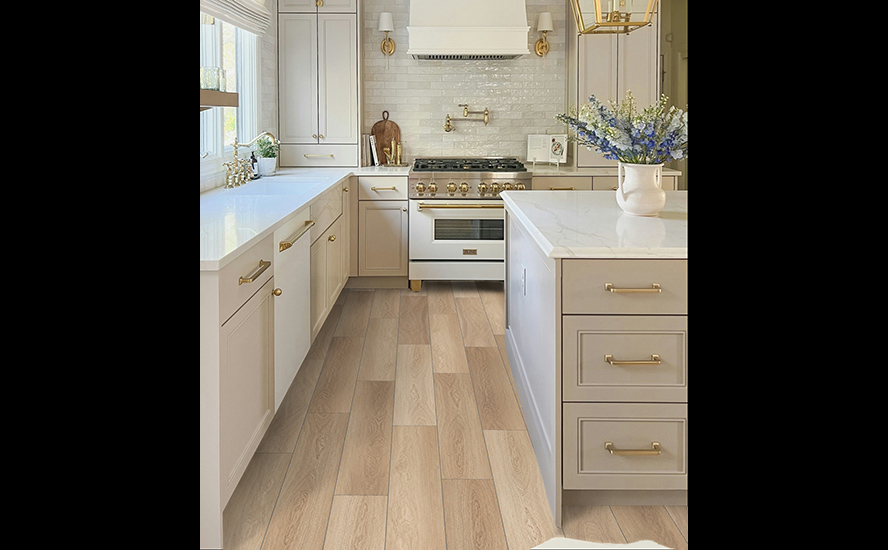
[407,0,530,60]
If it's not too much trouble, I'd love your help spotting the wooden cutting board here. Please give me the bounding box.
[370,111,401,164]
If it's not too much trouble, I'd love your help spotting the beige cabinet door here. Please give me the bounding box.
[359,201,408,276]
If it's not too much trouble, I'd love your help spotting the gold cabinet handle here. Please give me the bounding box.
[305,154,334,158]
[605,354,662,366]
[371,186,397,191]
[418,204,504,210]
[549,187,576,191]
[343,187,350,193]
[605,442,662,456]
[605,283,662,294]
[312,134,318,139]
[280,220,316,252]
[239,260,271,286]
[273,288,283,297]
[329,235,337,242]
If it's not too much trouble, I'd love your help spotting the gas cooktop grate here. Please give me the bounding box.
[412,158,528,172]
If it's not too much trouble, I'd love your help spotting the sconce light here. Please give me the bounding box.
[535,12,554,57]
[569,0,659,35]
[378,12,396,56]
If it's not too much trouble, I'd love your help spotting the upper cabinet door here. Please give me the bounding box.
[317,14,358,145]
[279,14,319,144]
[279,0,356,13]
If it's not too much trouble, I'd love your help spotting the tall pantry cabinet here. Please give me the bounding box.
[278,0,360,167]
[573,11,661,167]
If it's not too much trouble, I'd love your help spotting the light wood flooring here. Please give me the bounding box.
[223,282,688,550]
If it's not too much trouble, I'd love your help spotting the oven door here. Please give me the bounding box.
[409,201,505,260]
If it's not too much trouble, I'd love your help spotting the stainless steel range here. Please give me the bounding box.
[408,157,533,291]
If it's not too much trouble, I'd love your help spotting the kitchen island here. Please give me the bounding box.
[500,190,688,527]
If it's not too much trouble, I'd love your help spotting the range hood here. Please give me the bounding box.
[407,0,530,60]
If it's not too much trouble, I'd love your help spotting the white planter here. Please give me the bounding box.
[616,162,666,217]
[258,157,277,176]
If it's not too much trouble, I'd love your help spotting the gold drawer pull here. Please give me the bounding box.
[304,154,334,158]
[239,260,271,285]
[280,220,316,252]
[605,442,662,456]
[605,283,662,294]
[549,187,576,190]
[371,186,397,191]
[605,354,662,366]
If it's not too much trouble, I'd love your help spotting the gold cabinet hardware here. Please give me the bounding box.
[304,154,334,158]
[239,260,271,286]
[371,186,397,191]
[604,283,662,294]
[343,187,350,193]
[418,204,504,210]
[312,134,318,139]
[315,0,323,6]
[273,288,283,297]
[605,442,662,456]
[329,235,337,242]
[279,220,316,252]
[550,187,576,191]
[402,207,408,212]
[605,354,662,366]
[319,134,324,139]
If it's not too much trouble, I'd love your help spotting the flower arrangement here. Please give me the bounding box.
[556,91,688,165]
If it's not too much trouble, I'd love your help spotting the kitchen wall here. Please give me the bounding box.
[361,0,568,160]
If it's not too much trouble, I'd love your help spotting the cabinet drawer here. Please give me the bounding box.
[279,144,359,167]
[593,176,677,191]
[562,260,687,315]
[358,176,408,200]
[564,316,687,403]
[310,183,343,243]
[532,176,593,191]
[220,236,275,325]
[563,403,687,491]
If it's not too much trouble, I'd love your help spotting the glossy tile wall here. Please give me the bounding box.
[362,0,568,160]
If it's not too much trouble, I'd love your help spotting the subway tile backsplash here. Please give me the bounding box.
[362,0,567,160]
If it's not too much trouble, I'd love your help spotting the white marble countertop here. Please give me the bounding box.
[200,166,411,271]
[501,190,688,259]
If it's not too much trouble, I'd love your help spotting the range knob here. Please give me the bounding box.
[502,183,514,191]
[490,183,501,194]
[447,182,457,194]
[415,183,425,193]
[428,182,438,193]
[478,183,489,194]
[459,182,470,194]
[516,183,526,190]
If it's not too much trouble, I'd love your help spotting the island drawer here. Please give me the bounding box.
[358,176,408,200]
[563,316,687,403]
[562,259,687,315]
[310,183,343,243]
[220,235,275,326]
[563,403,687,491]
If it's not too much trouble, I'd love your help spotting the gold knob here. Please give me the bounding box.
[273,288,283,297]
[428,182,438,193]
[459,183,470,193]
[329,235,337,242]
[478,183,488,194]
[344,187,350,193]
[319,134,325,139]
[316,0,323,6]
[402,207,408,212]
[312,134,318,139]
[447,183,457,193]
[416,183,425,193]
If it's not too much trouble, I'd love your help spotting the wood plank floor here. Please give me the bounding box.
[223,282,688,550]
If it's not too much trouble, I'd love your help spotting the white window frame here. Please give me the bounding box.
[200,14,259,183]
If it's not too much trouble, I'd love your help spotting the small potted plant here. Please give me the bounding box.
[255,136,280,176]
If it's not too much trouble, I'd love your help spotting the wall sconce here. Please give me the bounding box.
[378,12,395,56]
[535,12,554,57]
[569,0,659,35]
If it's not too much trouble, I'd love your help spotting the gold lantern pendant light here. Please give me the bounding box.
[569,0,659,35]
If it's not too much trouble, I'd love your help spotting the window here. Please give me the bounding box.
[200,13,259,179]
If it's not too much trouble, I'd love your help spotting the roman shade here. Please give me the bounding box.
[200,0,271,36]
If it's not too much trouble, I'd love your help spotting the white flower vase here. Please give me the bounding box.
[616,163,667,217]
[258,157,277,176]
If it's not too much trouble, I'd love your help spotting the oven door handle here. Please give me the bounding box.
[417,204,504,210]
